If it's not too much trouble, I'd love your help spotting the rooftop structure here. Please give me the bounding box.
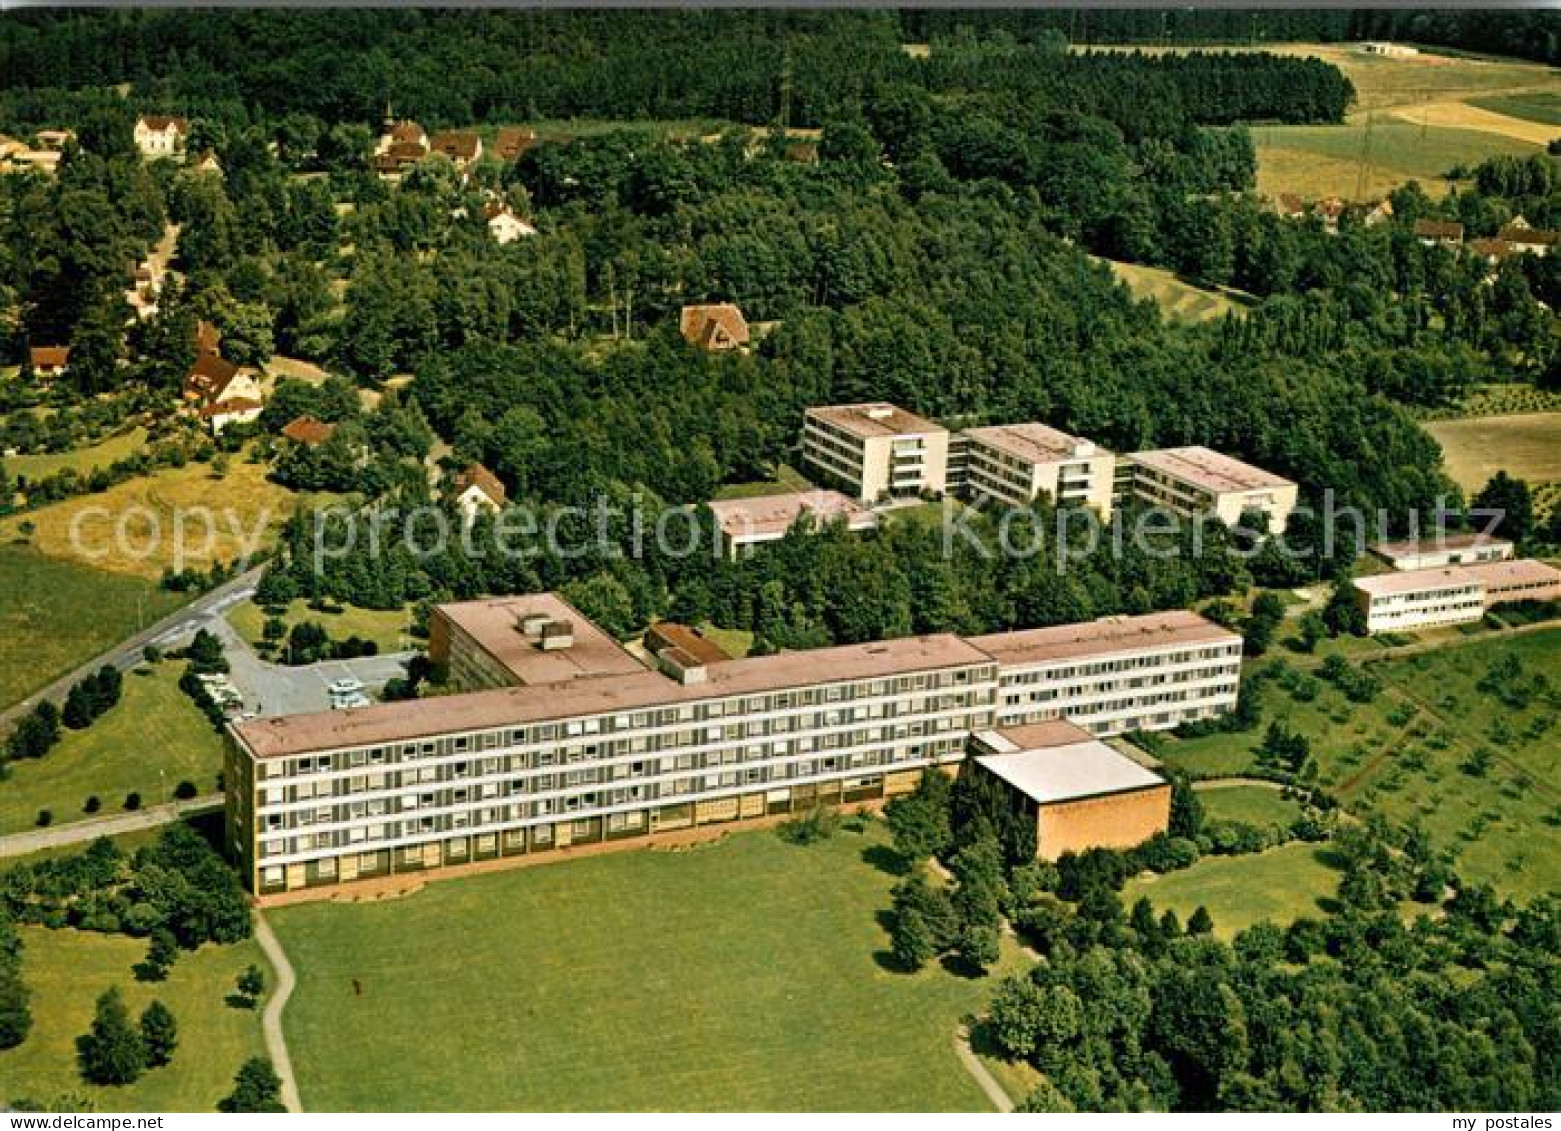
[1370,532,1513,572]
[428,593,645,692]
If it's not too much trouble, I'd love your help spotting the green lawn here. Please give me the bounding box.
[695,622,754,659]
[0,926,269,1112]
[1198,784,1302,831]
[272,824,1025,1111]
[1253,122,1540,199]
[1101,257,1249,324]
[5,429,149,481]
[1468,91,1561,127]
[711,463,813,500]
[0,664,226,836]
[226,598,415,656]
[0,545,186,710]
[1159,629,1561,902]
[1124,842,1342,939]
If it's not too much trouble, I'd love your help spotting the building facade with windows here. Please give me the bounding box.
[801,403,949,503]
[1369,533,1514,572]
[955,422,1115,516]
[1117,446,1298,534]
[226,598,1241,897]
[1352,558,1561,633]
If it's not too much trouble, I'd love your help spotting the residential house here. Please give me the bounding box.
[28,346,70,379]
[429,130,483,167]
[453,462,507,520]
[1497,218,1559,257]
[493,127,536,163]
[184,351,264,434]
[373,119,429,175]
[678,303,750,352]
[485,204,537,245]
[134,115,189,160]
[1414,218,1465,247]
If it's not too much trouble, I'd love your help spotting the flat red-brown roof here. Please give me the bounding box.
[962,422,1102,466]
[1128,446,1293,495]
[435,594,645,686]
[966,610,1238,668]
[234,631,993,758]
[707,490,876,540]
[806,403,945,440]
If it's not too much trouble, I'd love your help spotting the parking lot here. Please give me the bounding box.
[207,616,414,718]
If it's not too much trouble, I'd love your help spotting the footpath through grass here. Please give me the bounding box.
[0,926,268,1112]
[0,545,185,710]
[0,663,226,836]
[272,823,1024,1111]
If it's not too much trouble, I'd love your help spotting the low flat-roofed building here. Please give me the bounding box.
[706,488,877,558]
[966,610,1243,736]
[968,720,1170,860]
[957,422,1115,515]
[1354,567,1485,633]
[1466,558,1561,606]
[802,403,949,503]
[1371,532,1514,572]
[1118,445,1298,534]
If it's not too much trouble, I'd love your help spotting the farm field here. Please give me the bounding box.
[1101,258,1249,323]
[227,598,414,656]
[1467,91,1561,127]
[0,663,225,837]
[1160,628,1561,902]
[1423,412,1561,493]
[1250,122,1540,201]
[1124,842,1342,939]
[0,545,184,710]
[0,926,269,1112]
[0,456,321,578]
[1418,382,1561,421]
[4,428,149,481]
[271,824,1026,1111]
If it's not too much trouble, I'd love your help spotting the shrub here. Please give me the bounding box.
[124,792,142,811]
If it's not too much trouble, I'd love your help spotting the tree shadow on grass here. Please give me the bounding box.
[861,842,909,877]
[939,953,989,981]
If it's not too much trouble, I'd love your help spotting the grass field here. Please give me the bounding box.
[0,664,225,837]
[1423,412,1561,493]
[1197,784,1303,831]
[1124,842,1341,939]
[0,927,268,1112]
[227,598,414,655]
[1466,91,1561,128]
[1251,122,1540,201]
[271,824,1025,1111]
[1101,258,1249,323]
[5,429,149,482]
[0,545,185,710]
[711,463,813,500]
[1160,629,1561,902]
[0,456,317,579]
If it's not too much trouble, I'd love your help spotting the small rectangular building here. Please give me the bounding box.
[968,720,1170,860]
[956,422,1115,515]
[1117,446,1298,534]
[1352,558,1561,633]
[1370,533,1514,572]
[706,489,877,558]
[802,403,949,503]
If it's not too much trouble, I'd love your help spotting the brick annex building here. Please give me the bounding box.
[227,596,1243,896]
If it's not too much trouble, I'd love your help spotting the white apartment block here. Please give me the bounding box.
[956,422,1115,515]
[1354,558,1561,634]
[226,597,1242,896]
[968,611,1243,735]
[1118,446,1298,534]
[802,403,949,503]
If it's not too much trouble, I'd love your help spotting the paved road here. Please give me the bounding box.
[0,794,222,858]
[0,566,265,733]
[254,911,304,1113]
